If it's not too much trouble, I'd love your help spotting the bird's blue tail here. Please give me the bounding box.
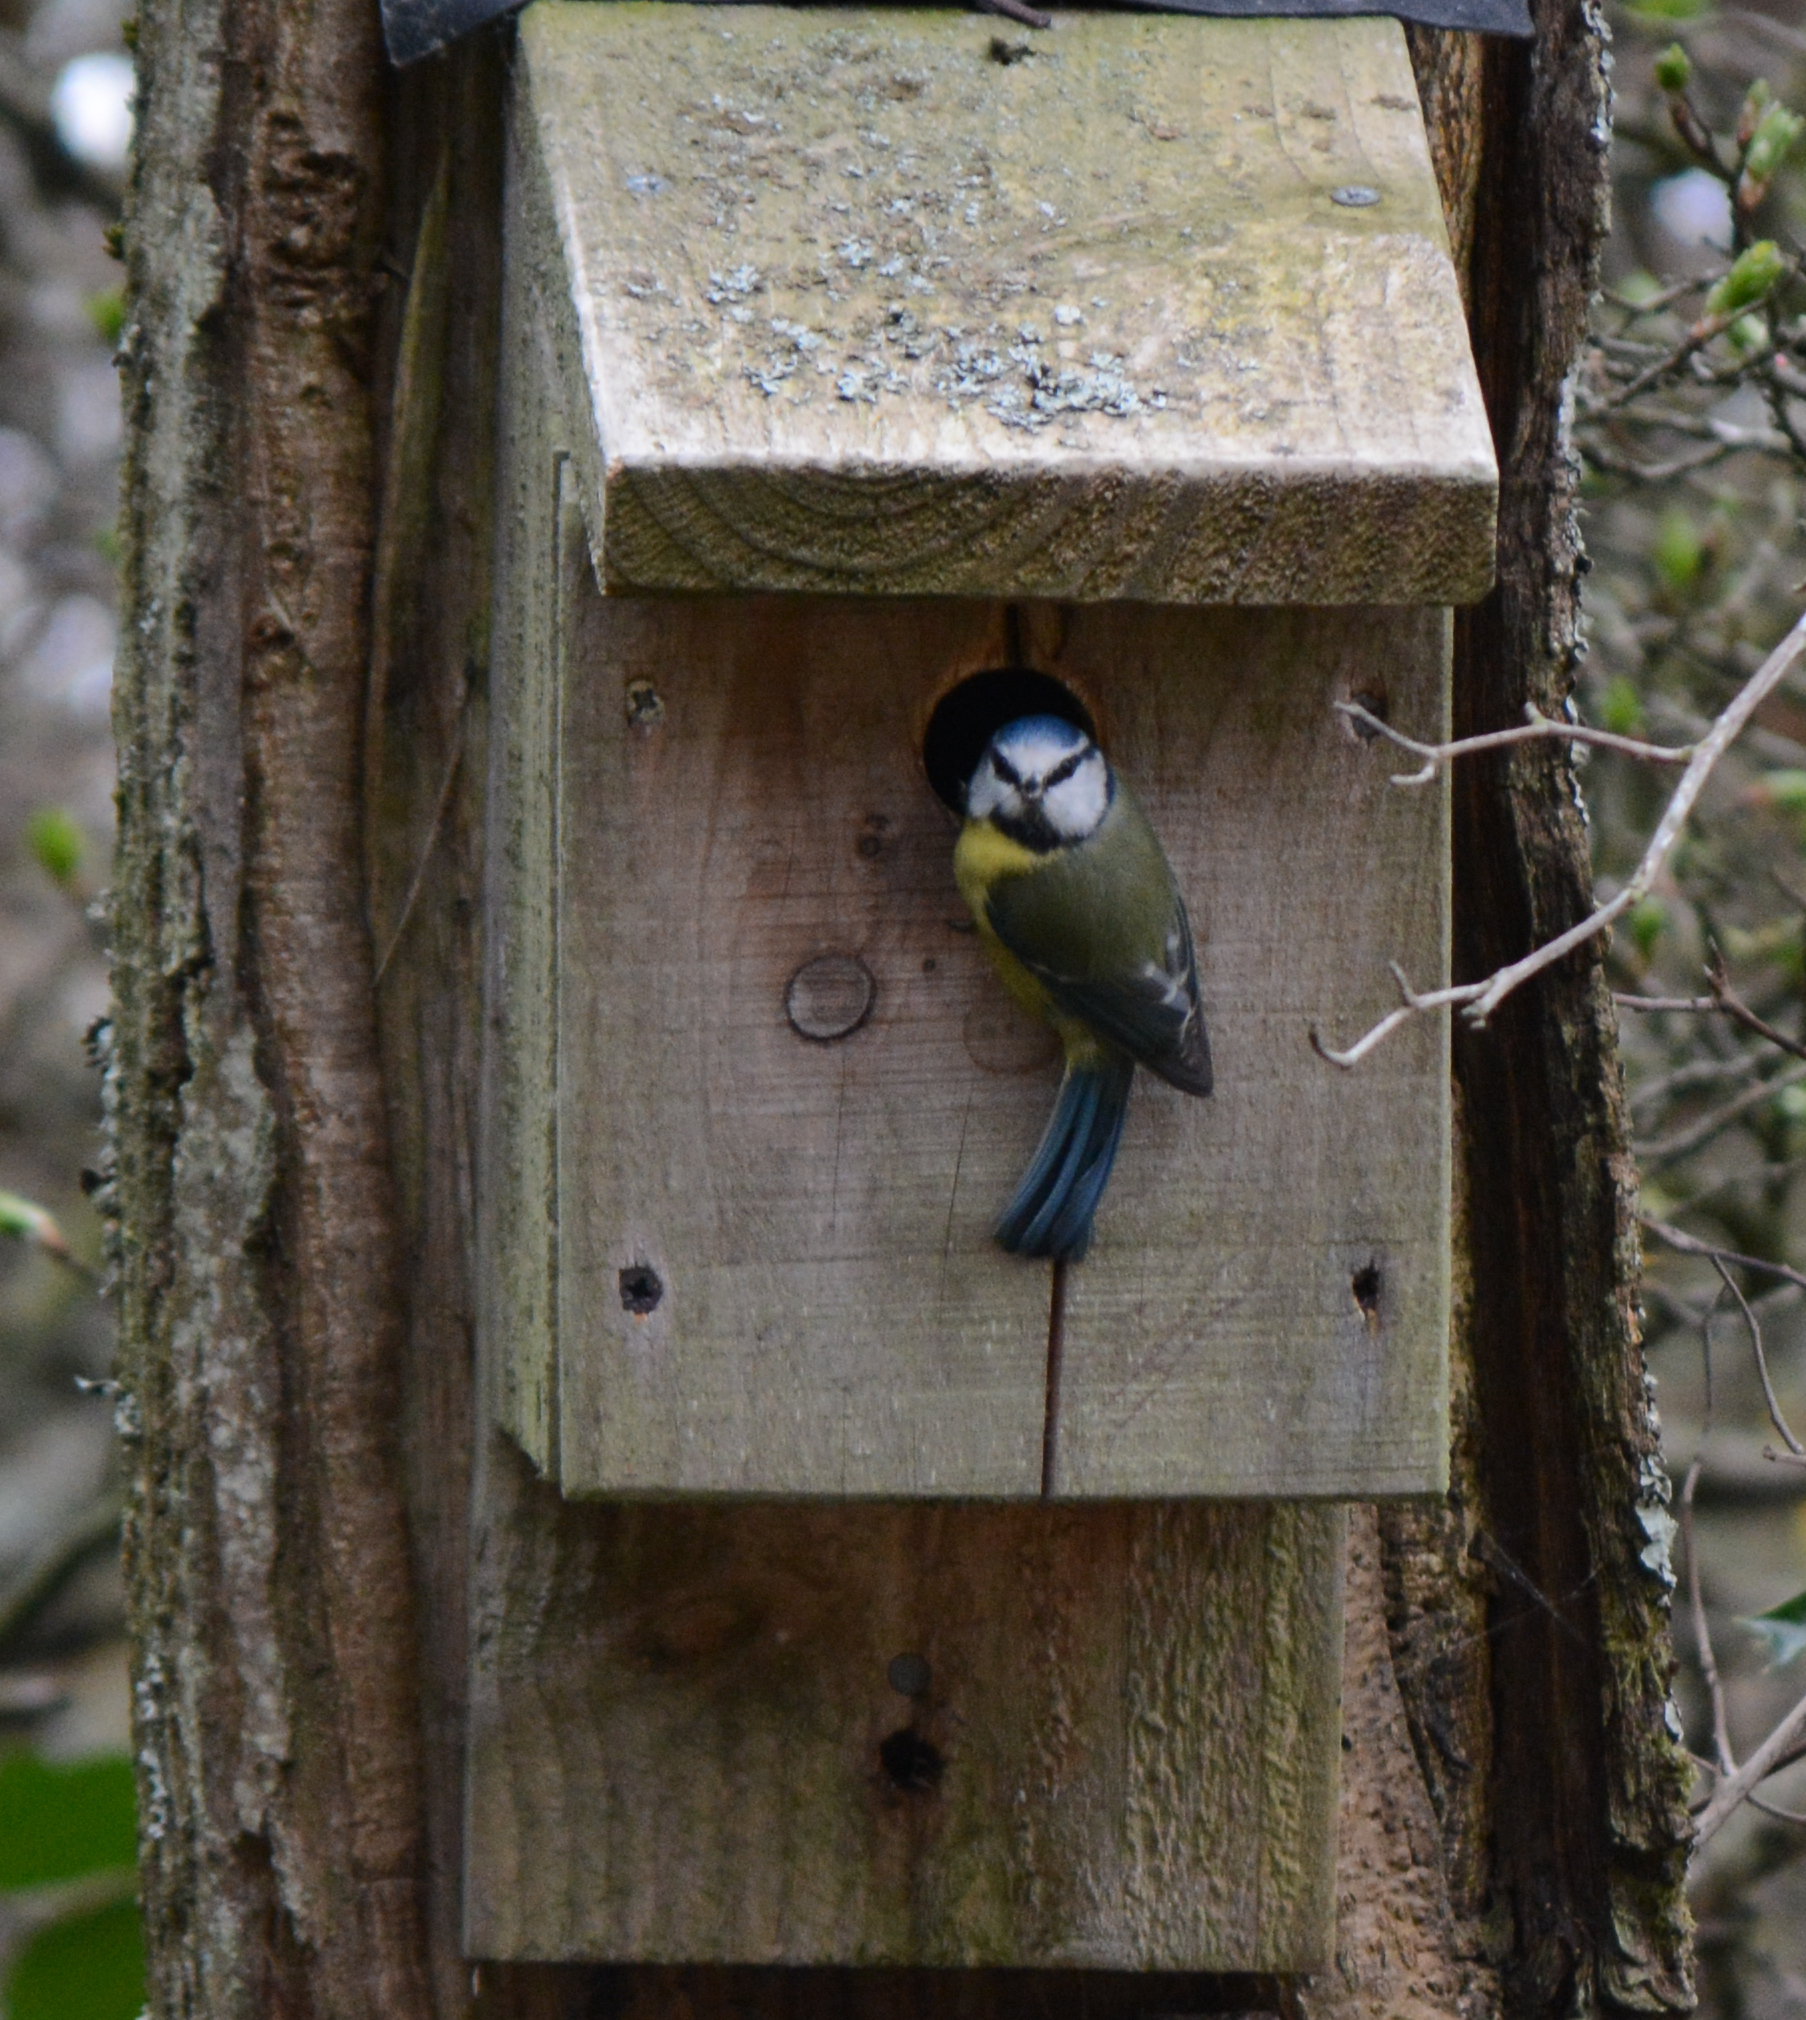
[995,1053,1135,1262]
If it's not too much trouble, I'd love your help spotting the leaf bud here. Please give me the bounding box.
[1703,239,1787,317]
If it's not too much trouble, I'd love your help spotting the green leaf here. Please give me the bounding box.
[1753,767,1806,813]
[1629,895,1667,958]
[24,805,84,887]
[1742,1587,1806,1667]
[0,1753,137,1890]
[1599,675,1644,736]
[82,287,123,347]
[1704,239,1787,318]
[0,1191,69,1259]
[1737,103,1806,202]
[1653,505,1705,589]
[4,1895,143,2020]
[1654,42,1693,91]
[1626,0,1712,23]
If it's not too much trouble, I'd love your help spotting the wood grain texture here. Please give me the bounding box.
[552,588,1054,1496]
[465,1439,1344,1971]
[1034,601,1452,1498]
[482,133,576,1469]
[516,3,1496,605]
[497,576,1450,1499]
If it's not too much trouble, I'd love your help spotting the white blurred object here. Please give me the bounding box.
[0,429,57,546]
[50,51,133,174]
[1651,168,1733,250]
[58,357,122,467]
[18,593,115,719]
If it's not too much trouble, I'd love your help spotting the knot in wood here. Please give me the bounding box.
[785,953,875,1043]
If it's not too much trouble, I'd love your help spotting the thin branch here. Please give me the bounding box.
[1333,697,1695,787]
[1714,1256,1806,1459]
[1747,1791,1806,1826]
[1579,439,1738,484]
[1315,607,1806,1068]
[1706,950,1806,1064]
[1604,313,1759,410]
[1603,274,1713,314]
[1694,1683,1806,1845]
[1684,1283,1736,1777]
[1642,1215,1806,1300]
[1639,1058,1806,1170]
[1618,994,1720,1013]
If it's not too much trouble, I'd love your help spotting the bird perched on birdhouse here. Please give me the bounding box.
[956,715,1213,1260]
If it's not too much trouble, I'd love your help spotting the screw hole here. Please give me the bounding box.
[620,1264,663,1315]
[1351,1261,1382,1324]
[1343,682,1390,741]
[878,1726,943,1792]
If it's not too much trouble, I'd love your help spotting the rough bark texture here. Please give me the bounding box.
[109,0,1693,2015]
[1440,2,1697,2010]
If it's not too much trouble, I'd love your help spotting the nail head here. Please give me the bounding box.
[887,1652,931,1696]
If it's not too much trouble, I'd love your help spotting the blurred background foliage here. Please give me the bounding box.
[1585,2,1806,2011]
[0,0,135,1993]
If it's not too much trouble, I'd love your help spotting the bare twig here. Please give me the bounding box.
[0,1495,120,1655]
[1333,697,1695,787]
[1694,1684,1806,1845]
[1714,1256,1806,1458]
[1604,273,1714,315]
[1315,607,1806,1068]
[1642,1214,1806,1300]
[1706,951,1806,1064]
[1684,1284,1737,1777]
[1579,439,1738,484]
[1618,993,1721,1013]
[1639,1059,1806,1170]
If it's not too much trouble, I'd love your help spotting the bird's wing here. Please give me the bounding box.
[984,873,1213,1097]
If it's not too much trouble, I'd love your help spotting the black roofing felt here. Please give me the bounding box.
[383,0,1528,73]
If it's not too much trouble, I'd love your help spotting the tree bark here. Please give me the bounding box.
[110,0,1694,2016]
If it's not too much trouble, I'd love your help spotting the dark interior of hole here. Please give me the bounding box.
[922,667,1096,814]
[878,1726,944,1793]
[1351,1262,1382,1317]
[619,1265,663,1315]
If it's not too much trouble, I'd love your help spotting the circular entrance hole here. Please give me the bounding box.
[922,667,1096,815]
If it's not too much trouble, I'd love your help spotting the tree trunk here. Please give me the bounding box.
[109,0,1694,2015]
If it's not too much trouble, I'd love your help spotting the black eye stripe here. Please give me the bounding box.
[1044,749,1085,789]
[992,752,1021,788]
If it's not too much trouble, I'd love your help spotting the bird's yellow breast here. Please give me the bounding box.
[954,818,1104,1056]
[953,816,1043,903]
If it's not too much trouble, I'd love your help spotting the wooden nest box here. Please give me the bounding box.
[471,0,1496,1977]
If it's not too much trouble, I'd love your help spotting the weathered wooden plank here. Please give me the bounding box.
[553,590,1055,1496]
[464,1437,1344,1970]
[539,585,1447,1498]
[479,140,575,1470]
[516,3,1496,605]
[1027,601,1453,1498]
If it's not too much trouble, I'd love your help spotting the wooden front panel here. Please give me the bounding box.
[546,578,1448,1498]
[554,589,1054,1496]
[464,1441,1345,1971]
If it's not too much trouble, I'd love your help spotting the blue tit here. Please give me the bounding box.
[954,714,1212,1262]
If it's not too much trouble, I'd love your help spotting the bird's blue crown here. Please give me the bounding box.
[988,715,1093,769]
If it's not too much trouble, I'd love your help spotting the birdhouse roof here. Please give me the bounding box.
[516,2,1498,603]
